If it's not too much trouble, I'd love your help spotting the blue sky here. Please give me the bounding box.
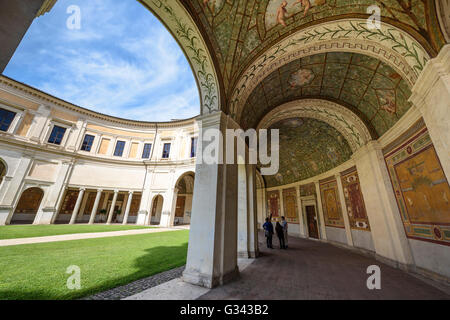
[3,0,200,121]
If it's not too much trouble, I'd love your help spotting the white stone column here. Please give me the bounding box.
[183,111,239,288]
[247,164,259,257]
[136,167,152,225]
[237,164,249,258]
[69,188,85,225]
[352,141,414,267]
[237,164,258,258]
[183,193,193,224]
[314,181,327,240]
[335,174,354,247]
[159,187,178,227]
[106,190,119,225]
[76,191,90,222]
[295,185,306,238]
[122,191,133,225]
[88,189,103,224]
[409,44,450,179]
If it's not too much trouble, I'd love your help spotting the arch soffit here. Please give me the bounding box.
[139,0,221,114]
[257,99,372,153]
[230,19,431,121]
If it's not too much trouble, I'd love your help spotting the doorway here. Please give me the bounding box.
[306,205,319,239]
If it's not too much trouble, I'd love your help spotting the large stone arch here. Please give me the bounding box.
[11,187,45,224]
[0,158,7,186]
[257,99,373,152]
[229,19,431,121]
[139,0,221,114]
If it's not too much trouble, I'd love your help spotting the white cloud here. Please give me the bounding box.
[4,0,200,121]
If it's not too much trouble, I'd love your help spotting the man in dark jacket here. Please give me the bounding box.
[263,217,274,249]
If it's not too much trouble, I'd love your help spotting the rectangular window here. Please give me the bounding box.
[142,143,152,159]
[114,140,126,157]
[190,137,198,158]
[80,134,95,152]
[162,143,171,159]
[0,108,16,132]
[47,125,66,145]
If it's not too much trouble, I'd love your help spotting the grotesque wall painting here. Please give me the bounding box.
[189,0,445,95]
[242,52,412,136]
[320,178,345,228]
[341,167,370,231]
[265,117,352,187]
[300,183,316,197]
[267,190,281,220]
[385,127,450,245]
[282,187,299,223]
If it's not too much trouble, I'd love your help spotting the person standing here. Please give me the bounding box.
[263,217,274,249]
[281,216,288,248]
[275,221,286,249]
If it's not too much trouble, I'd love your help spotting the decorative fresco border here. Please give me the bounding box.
[340,167,370,232]
[319,178,345,229]
[384,127,450,246]
[257,99,373,151]
[282,187,299,224]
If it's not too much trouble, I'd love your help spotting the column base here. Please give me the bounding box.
[238,250,259,259]
[182,266,240,289]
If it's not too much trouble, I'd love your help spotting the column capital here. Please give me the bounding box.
[351,140,382,162]
[128,190,134,195]
[113,189,119,194]
[79,187,86,192]
[409,44,450,109]
[96,189,103,193]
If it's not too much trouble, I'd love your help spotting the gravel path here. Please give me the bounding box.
[81,266,186,300]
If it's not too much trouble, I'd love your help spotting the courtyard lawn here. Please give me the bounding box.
[0,224,153,240]
[0,229,189,300]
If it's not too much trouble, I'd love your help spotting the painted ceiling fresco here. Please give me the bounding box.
[186,0,446,96]
[263,117,352,187]
[240,52,412,137]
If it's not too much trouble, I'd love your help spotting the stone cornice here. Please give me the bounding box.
[409,44,450,110]
[0,75,197,129]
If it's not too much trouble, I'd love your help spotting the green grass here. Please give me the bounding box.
[0,224,153,240]
[0,230,189,300]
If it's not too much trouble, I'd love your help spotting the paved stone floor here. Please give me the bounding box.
[198,233,450,300]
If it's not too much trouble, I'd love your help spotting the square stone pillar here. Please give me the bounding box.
[409,44,450,180]
[314,182,327,240]
[352,141,414,267]
[183,111,239,288]
[159,187,178,228]
[335,174,354,247]
[237,164,259,258]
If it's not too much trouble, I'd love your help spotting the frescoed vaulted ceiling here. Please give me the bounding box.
[264,117,353,187]
[241,52,412,137]
[183,0,446,97]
